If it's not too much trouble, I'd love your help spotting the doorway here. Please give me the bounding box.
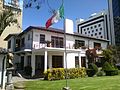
[35,55,44,76]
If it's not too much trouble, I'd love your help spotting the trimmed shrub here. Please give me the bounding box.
[86,63,98,77]
[86,69,95,77]
[88,63,98,74]
[44,68,86,81]
[102,62,118,76]
[96,71,105,77]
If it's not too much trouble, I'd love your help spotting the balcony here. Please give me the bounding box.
[15,43,32,52]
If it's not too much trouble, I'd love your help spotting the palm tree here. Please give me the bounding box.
[0,9,17,36]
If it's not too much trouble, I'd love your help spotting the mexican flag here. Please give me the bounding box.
[46,4,64,28]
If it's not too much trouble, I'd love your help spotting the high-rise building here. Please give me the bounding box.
[76,11,110,41]
[0,0,23,49]
[108,0,120,45]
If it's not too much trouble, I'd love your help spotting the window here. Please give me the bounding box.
[94,42,101,48]
[85,32,87,34]
[96,29,98,31]
[88,31,90,33]
[40,34,45,43]
[101,36,103,38]
[21,38,25,47]
[100,28,102,30]
[75,56,79,68]
[84,29,86,31]
[99,32,101,35]
[91,26,93,29]
[16,39,20,48]
[87,28,89,30]
[8,40,11,49]
[98,24,101,27]
[91,34,93,36]
[75,40,85,49]
[95,33,97,36]
[51,36,63,48]
[92,30,94,32]
[94,25,97,28]
[52,56,63,68]
[28,34,30,40]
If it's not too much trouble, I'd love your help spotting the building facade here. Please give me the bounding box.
[77,11,110,41]
[0,0,23,49]
[5,26,108,76]
[108,0,120,45]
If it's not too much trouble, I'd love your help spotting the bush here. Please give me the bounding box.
[86,69,95,77]
[102,62,113,71]
[44,68,86,80]
[24,66,32,76]
[88,63,98,73]
[102,62,118,76]
[96,71,105,77]
[86,63,98,77]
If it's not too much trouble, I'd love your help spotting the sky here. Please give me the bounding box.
[22,0,108,32]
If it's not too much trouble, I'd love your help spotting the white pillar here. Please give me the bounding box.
[31,53,35,76]
[44,50,47,71]
[48,55,52,69]
[78,52,81,68]
[86,58,88,68]
[63,52,67,68]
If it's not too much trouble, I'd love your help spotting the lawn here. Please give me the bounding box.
[25,75,120,90]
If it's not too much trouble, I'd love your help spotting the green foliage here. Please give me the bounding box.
[102,62,113,71]
[86,69,95,77]
[88,63,98,73]
[102,49,113,63]
[44,68,86,80]
[102,62,118,76]
[86,63,98,77]
[96,71,104,77]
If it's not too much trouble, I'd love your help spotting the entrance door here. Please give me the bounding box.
[20,56,24,70]
[52,56,63,68]
[81,57,86,67]
[35,55,44,76]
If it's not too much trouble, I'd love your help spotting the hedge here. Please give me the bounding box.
[102,61,118,76]
[44,68,86,80]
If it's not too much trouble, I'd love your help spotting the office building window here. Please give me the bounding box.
[100,28,102,30]
[98,24,101,27]
[94,25,97,28]
[99,32,101,35]
[91,26,93,29]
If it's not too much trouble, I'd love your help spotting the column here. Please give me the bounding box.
[48,54,52,69]
[63,52,67,68]
[44,50,47,71]
[31,53,35,76]
[78,52,81,68]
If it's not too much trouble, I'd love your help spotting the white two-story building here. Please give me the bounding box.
[4,24,109,76]
[5,26,108,75]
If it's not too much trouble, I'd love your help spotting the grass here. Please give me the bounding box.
[25,75,120,90]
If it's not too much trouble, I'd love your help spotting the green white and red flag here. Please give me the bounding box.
[45,4,64,28]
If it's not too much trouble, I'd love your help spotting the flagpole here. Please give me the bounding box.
[62,1,70,90]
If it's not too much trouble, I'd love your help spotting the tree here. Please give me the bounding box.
[0,10,17,36]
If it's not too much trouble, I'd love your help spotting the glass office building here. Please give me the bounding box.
[108,0,120,45]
